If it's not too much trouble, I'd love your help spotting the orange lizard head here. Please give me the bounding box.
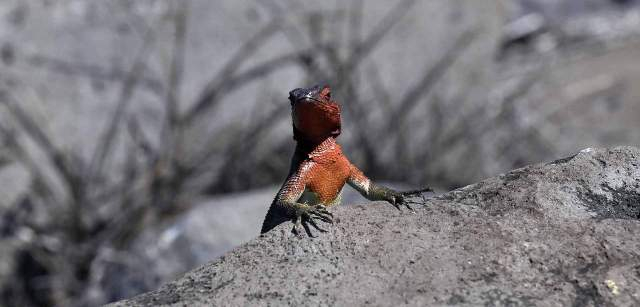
[289,85,341,144]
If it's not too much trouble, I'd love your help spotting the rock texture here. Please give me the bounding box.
[110,146,640,307]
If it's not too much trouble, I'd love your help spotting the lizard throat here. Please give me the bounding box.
[296,137,337,157]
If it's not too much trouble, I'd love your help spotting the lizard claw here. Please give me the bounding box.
[291,204,333,237]
[390,194,414,212]
[384,187,433,212]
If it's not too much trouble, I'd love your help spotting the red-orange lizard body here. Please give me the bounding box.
[261,85,417,236]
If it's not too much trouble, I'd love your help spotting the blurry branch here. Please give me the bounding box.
[254,1,333,81]
[388,30,478,132]
[26,54,164,94]
[0,92,73,204]
[182,20,282,122]
[86,24,158,185]
[201,98,287,193]
[126,115,155,160]
[263,0,416,84]
[143,2,192,218]
[348,0,364,55]
[388,30,478,173]
[365,64,394,114]
[165,2,187,135]
[184,46,325,122]
[0,9,169,307]
[338,0,416,164]
[0,120,60,204]
[491,70,616,163]
[334,0,419,173]
[419,68,546,183]
[343,0,416,72]
[186,102,285,179]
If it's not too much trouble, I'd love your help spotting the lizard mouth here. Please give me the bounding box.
[298,96,326,104]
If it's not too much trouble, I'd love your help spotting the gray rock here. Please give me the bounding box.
[120,183,414,289]
[109,146,640,306]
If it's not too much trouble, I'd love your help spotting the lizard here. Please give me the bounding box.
[260,85,430,236]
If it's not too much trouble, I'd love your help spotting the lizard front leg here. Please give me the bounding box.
[346,163,430,210]
[288,201,333,237]
[261,161,333,236]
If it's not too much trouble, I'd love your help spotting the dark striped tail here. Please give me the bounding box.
[260,200,290,234]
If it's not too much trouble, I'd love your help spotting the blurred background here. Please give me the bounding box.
[0,0,639,306]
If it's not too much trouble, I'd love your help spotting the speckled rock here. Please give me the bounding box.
[110,146,640,306]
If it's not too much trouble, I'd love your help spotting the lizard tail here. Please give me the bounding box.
[260,200,290,234]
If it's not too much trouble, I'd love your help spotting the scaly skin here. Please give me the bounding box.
[261,85,419,236]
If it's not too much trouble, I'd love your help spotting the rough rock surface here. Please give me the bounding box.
[110,147,640,306]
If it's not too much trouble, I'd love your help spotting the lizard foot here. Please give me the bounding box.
[291,204,333,237]
[384,187,434,212]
